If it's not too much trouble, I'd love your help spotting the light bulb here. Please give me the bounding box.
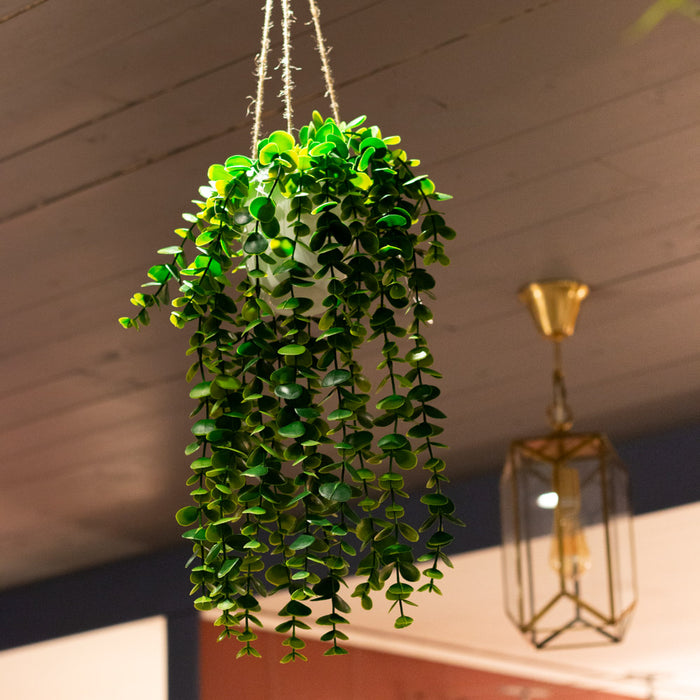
[548,465,591,580]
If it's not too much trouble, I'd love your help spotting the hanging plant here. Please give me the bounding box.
[120,0,460,662]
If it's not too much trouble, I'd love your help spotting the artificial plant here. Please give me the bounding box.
[120,111,459,660]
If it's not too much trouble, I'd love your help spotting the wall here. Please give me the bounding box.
[199,622,636,700]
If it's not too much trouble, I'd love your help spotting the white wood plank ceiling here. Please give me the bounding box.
[1,1,699,677]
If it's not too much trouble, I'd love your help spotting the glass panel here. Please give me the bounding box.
[517,450,559,635]
[502,433,636,647]
[605,445,637,628]
[500,455,521,627]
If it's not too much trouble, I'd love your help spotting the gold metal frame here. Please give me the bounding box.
[502,432,637,648]
[501,280,637,649]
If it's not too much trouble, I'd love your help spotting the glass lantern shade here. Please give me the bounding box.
[500,431,637,649]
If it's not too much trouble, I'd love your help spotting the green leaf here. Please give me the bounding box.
[376,394,405,411]
[420,494,450,506]
[225,154,253,170]
[265,564,291,586]
[394,615,414,629]
[407,422,433,439]
[321,369,351,387]
[394,450,417,470]
[278,421,306,438]
[377,213,408,228]
[243,232,268,255]
[360,136,386,152]
[382,544,412,562]
[207,164,229,181]
[403,174,429,187]
[175,506,199,526]
[215,375,241,390]
[323,646,348,656]
[311,200,338,215]
[316,613,348,626]
[249,197,276,223]
[278,344,306,356]
[407,384,440,402]
[346,431,373,450]
[386,583,413,601]
[289,534,316,551]
[318,481,352,502]
[191,419,216,436]
[268,130,295,151]
[271,366,297,384]
[427,531,454,549]
[275,383,304,400]
[189,381,212,399]
[420,178,436,196]
[157,245,183,255]
[184,441,199,456]
[193,255,222,276]
[328,408,353,421]
[287,489,311,506]
[358,146,375,171]
[398,522,420,542]
[218,558,239,578]
[377,433,410,451]
[236,340,259,357]
[286,600,312,617]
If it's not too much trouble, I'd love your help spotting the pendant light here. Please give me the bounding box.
[500,280,637,649]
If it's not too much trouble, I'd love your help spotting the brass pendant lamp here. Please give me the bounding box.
[500,280,637,649]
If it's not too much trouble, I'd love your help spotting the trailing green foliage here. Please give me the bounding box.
[121,112,462,660]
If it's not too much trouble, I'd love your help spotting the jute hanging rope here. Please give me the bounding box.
[308,0,340,123]
[251,0,341,156]
[251,0,274,157]
[280,0,295,133]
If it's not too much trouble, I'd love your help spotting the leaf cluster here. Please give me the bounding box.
[120,112,461,660]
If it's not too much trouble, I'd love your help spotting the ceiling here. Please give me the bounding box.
[1,0,700,696]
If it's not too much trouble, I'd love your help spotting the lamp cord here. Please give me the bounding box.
[548,341,573,432]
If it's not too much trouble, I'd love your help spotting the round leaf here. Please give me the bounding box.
[394,450,417,470]
[290,534,316,551]
[175,506,199,526]
[243,232,269,255]
[376,394,405,411]
[394,615,414,629]
[278,344,306,356]
[249,197,276,223]
[278,421,306,438]
[275,383,304,400]
[386,583,413,601]
[268,130,295,151]
[189,381,212,399]
[377,433,410,451]
[328,408,353,421]
[319,481,352,502]
[265,564,291,586]
[321,369,352,387]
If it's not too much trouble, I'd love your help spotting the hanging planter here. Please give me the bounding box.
[120,0,459,661]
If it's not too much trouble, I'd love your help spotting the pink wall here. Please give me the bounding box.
[200,622,635,700]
